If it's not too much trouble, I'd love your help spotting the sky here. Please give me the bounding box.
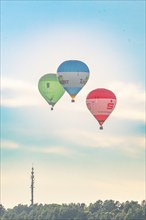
[1,0,145,208]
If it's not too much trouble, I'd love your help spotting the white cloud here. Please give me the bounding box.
[58,128,144,157]
[106,81,145,121]
[28,145,73,156]
[2,129,144,158]
[1,138,74,157]
[1,75,145,123]
[1,77,41,107]
[1,140,20,149]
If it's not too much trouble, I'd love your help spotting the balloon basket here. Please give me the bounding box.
[71,99,75,103]
[51,107,54,110]
[100,126,103,130]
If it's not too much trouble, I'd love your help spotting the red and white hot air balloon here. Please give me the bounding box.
[86,88,117,129]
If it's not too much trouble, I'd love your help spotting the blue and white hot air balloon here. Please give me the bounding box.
[57,60,90,102]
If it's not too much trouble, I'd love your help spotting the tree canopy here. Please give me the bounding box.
[0,200,145,220]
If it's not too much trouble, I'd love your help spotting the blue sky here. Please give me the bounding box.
[1,0,145,208]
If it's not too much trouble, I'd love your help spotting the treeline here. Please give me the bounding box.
[0,200,145,220]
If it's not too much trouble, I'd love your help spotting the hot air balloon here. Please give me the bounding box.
[57,60,90,102]
[86,88,117,129]
[38,73,65,110]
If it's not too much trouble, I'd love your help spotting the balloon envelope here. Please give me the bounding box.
[57,60,90,102]
[86,88,117,129]
[38,73,65,110]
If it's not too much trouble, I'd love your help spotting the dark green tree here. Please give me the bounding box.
[0,204,5,218]
[1,200,146,220]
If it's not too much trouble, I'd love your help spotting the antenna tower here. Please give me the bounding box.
[30,166,34,205]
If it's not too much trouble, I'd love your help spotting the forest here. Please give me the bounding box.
[0,200,145,220]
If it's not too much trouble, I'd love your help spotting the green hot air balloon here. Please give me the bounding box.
[38,73,65,110]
